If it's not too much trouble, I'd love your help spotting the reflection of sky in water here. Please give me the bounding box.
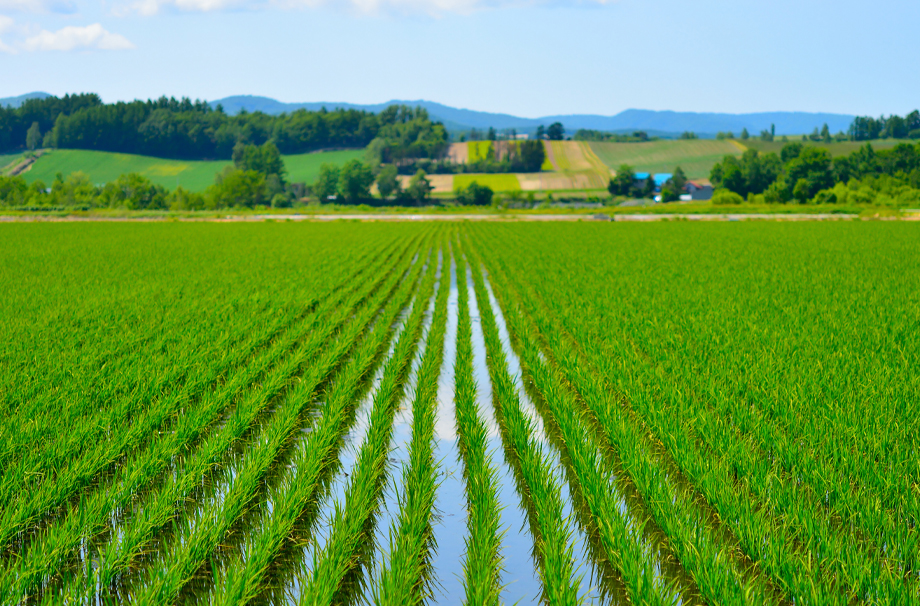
[467,261,543,606]
[285,279,419,602]
[482,268,604,605]
[365,252,442,596]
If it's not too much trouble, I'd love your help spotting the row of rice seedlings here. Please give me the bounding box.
[284,269,424,604]
[369,245,452,606]
[550,257,909,601]
[468,242,681,606]
[359,250,441,604]
[477,226,882,602]
[464,259,546,606]
[448,251,505,606]
[463,242,584,606]
[206,237,442,606]
[290,240,445,606]
[43,235,426,605]
[0,257,267,473]
[0,312,288,559]
[656,312,920,594]
[0,309,264,521]
[0,233,406,557]
[124,236,436,605]
[0,303,220,485]
[474,230,781,605]
[479,246,771,606]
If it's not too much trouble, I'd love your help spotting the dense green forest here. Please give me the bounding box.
[0,94,447,161]
[709,141,920,205]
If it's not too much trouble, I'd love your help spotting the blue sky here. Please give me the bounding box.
[1,0,917,117]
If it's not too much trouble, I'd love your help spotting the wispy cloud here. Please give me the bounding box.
[126,0,611,16]
[0,15,18,52]
[0,0,77,14]
[23,23,135,50]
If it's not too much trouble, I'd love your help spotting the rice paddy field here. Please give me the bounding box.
[2,221,919,605]
[19,148,365,192]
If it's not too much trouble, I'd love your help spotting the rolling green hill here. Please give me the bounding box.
[589,140,745,178]
[20,148,366,192]
[739,139,905,157]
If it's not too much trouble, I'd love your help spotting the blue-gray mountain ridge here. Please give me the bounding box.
[0,92,855,137]
[210,95,855,137]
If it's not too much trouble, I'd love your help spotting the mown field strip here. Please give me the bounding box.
[6,234,414,603]
[209,235,440,606]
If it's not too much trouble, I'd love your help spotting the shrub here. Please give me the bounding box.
[711,188,744,205]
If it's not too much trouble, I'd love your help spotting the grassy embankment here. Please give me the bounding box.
[18,148,365,192]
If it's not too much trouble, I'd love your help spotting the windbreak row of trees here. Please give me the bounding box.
[710,141,920,205]
[848,110,920,141]
[0,94,449,163]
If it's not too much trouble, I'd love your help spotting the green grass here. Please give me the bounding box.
[0,153,24,174]
[454,173,521,192]
[740,138,906,157]
[20,148,365,192]
[283,148,365,184]
[588,139,744,179]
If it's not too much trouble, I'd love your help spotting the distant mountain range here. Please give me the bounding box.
[1,92,857,137]
[0,92,53,108]
[210,95,857,137]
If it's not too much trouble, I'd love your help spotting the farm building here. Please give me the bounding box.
[632,173,674,193]
[687,181,713,200]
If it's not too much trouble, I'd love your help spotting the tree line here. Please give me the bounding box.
[0,94,449,162]
[710,141,920,206]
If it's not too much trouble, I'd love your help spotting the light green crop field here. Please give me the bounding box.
[22,150,231,191]
[1,221,918,605]
[740,138,907,157]
[454,173,521,191]
[282,149,365,184]
[21,148,366,192]
[589,139,745,178]
[468,141,493,162]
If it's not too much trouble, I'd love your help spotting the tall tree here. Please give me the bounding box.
[25,122,42,151]
[337,159,374,203]
[547,122,565,141]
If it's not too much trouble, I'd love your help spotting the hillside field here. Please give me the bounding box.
[0,153,23,174]
[20,148,365,192]
[740,138,906,157]
[1,222,918,605]
[589,139,744,179]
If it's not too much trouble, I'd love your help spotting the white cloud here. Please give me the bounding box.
[23,23,134,50]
